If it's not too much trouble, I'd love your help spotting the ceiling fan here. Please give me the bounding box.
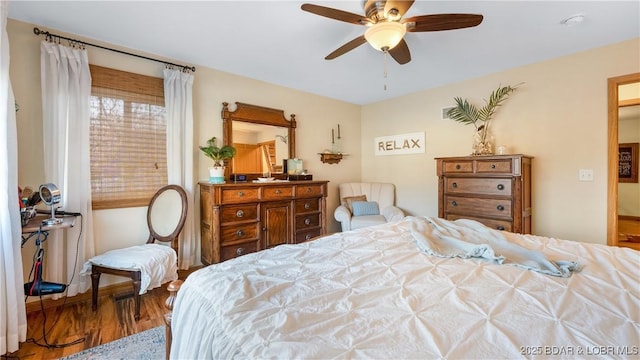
[301,0,483,65]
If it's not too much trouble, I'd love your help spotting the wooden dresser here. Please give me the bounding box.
[435,154,533,234]
[199,180,328,265]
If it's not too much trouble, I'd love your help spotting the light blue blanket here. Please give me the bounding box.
[410,217,581,277]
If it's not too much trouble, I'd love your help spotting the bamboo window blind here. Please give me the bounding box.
[89,65,167,209]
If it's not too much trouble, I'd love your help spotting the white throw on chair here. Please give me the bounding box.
[334,182,404,231]
[81,185,188,320]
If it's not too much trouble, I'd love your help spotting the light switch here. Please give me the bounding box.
[579,169,594,181]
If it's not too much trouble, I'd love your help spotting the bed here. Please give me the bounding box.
[169,216,639,359]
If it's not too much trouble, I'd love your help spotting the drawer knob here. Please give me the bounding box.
[306,187,312,193]
[238,191,244,197]
[236,210,244,218]
[236,247,244,256]
[304,218,311,225]
[455,164,461,170]
[497,226,505,231]
[491,164,496,169]
[304,202,311,209]
[305,234,312,241]
[497,205,505,211]
[451,200,458,207]
[497,184,505,190]
[276,189,282,194]
[452,182,458,188]
[236,229,244,237]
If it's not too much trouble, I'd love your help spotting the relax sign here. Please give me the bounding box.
[374,132,425,156]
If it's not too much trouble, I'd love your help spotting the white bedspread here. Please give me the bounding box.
[171,216,639,359]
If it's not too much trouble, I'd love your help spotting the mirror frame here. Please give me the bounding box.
[607,72,640,247]
[222,102,296,177]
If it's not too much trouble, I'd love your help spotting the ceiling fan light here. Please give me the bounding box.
[364,21,406,51]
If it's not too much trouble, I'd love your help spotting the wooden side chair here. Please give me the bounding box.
[87,185,188,320]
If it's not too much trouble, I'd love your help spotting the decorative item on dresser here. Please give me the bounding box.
[435,154,533,234]
[199,180,328,265]
[446,83,522,156]
[199,136,236,184]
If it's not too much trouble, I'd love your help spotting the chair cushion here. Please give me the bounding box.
[80,243,178,294]
[351,214,387,230]
[342,195,367,212]
[351,201,380,216]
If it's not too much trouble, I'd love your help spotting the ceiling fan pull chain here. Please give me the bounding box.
[383,51,388,91]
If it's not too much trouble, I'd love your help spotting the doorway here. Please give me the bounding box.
[607,73,640,250]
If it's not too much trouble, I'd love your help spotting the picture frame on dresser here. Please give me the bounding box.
[618,143,638,183]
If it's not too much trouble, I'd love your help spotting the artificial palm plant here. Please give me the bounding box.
[447,83,521,155]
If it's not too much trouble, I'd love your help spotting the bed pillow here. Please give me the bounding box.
[342,195,367,212]
[351,201,380,216]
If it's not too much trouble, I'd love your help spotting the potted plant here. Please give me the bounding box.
[199,136,236,183]
[447,83,521,155]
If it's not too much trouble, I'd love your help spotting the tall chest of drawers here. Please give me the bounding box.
[435,155,533,234]
[199,180,328,265]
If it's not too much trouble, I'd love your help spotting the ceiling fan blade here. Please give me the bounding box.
[301,4,371,25]
[388,39,411,65]
[325,36,368,60]
[384,0,415,19]
[404,14,483,32]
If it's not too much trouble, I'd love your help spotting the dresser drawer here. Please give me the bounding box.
[220,204,259,223]
[220,241,258,261]
[446,214,513,232]
[445,178,512,196]
[295,213,320,229]
[295,184,324,197]
[220,223,260,244]
[296,228,322,243]
[444,195,512,219]
[262,185,294,200]
[443,160,474,174]
[476,159,513,174]
[295,198,320,213]
[220,187,259,204]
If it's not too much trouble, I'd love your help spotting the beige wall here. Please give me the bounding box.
[360,38,640,244]
[8,19,361,286]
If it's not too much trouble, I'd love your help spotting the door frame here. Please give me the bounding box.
[607,73,640,246]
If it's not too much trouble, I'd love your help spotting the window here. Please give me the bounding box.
[89,65,167,209]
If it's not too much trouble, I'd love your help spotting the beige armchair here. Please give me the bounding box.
[334,182,405,232]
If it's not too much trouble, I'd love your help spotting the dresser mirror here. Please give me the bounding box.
[222,102,296,177]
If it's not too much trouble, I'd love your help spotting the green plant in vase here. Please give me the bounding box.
[199,136,236,183]
[447,83,521,155]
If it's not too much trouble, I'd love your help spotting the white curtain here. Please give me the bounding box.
[40,40,94,297]
[1,0,27,355]
[164,68,196,269]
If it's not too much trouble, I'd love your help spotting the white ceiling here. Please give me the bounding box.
[7,1,640,105]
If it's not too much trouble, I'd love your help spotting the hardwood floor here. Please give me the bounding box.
[4,269,195,360]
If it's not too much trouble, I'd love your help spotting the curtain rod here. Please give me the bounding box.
[33,27,196,72]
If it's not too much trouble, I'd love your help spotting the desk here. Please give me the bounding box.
[21,214,77,246]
